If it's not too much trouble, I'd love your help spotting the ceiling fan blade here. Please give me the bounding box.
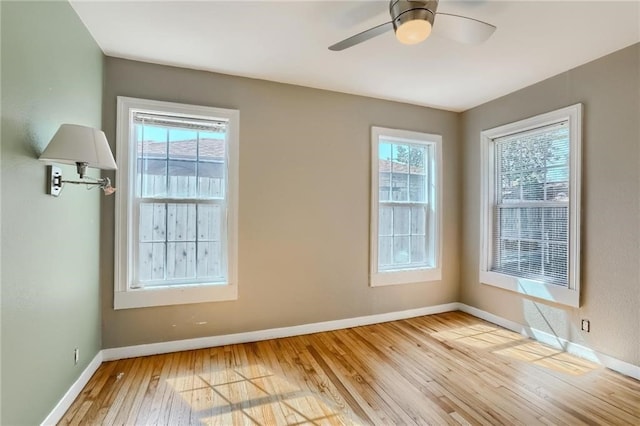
[329,21,393,51]
[433,13,496,44]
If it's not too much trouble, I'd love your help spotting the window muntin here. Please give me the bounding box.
[371,127,441,287]
[114,97,239,309]
[479,104,581,307]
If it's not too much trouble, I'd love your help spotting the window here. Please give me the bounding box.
[370,127,442,286]
[114,97,239,309]
[480,104,582,307]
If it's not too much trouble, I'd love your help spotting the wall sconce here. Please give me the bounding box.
[39,124,117,196]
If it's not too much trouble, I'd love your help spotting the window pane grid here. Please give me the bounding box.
[136,124,226,200]
[377,138,432,271]
[372,127,441,286]
[134,113,228,288]
[378,204,429,269]
[491,123,570,287]
[379,142,428,203]
[137,202,225,287]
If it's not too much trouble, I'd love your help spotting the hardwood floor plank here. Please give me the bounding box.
[115,354,154,424]
[314,331,415,424]
[306,342,374,425]
[135,353,176,423]
[258,339,319,424]
[338,327,455,424]
[188,349,214,424]
[91,358,138,424]
[58,312,640,425]
[147,351,182,424]
[274,339,350,424]
[101,356,144,424]
[66,400,92,426]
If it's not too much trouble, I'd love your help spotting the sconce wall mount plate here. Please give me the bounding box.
[47,165,63,197]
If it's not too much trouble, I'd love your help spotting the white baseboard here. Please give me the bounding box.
[41,350,103,426]
[43,301,640,424]
[457,303,640,381]
[102,303,460,361]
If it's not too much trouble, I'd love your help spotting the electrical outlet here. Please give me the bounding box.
[74,348,80,365]
[581,319,590,332]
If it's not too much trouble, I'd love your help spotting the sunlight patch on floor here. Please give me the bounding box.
[431,325,526,349]
[493,341,599,375]
[431,324,598,376]
[166,363,362,425]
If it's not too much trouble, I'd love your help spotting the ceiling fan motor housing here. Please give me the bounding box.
[390,0,438,32]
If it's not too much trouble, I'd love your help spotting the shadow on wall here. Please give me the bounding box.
[3,118,48,160]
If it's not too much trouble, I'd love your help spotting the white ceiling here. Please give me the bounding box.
[70,1,640,112]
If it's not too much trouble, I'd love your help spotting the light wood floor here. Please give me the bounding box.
[59,311,640,425]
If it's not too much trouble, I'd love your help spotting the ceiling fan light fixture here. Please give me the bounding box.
[395,19,432,45]
[391,0,437,46]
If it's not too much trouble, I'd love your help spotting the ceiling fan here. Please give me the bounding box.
[329,0,496,51]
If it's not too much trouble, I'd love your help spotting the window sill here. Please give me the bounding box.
[370,267,441,287]
[479,270,579,307]
[114,283,237,309]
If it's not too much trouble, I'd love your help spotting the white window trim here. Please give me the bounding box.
[370,126,443,287]
[114,97,239,309]
[479,104,582,307]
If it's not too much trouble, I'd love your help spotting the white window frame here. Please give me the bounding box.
[370,126,442,287]
[114,97,239,309]
[479,104,582,307]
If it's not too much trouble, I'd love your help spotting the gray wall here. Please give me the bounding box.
[460,43,640,366]
[101,57,461,348]
[0,1,104,424]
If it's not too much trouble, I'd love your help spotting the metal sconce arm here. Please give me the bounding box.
[47,165,116,197]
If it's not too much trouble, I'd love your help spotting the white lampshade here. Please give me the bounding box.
[40,124,117,171]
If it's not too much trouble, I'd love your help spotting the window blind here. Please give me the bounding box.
[491,121,570,286]
[134,111,227,132]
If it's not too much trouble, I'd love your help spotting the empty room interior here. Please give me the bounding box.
[2,0,640,424]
